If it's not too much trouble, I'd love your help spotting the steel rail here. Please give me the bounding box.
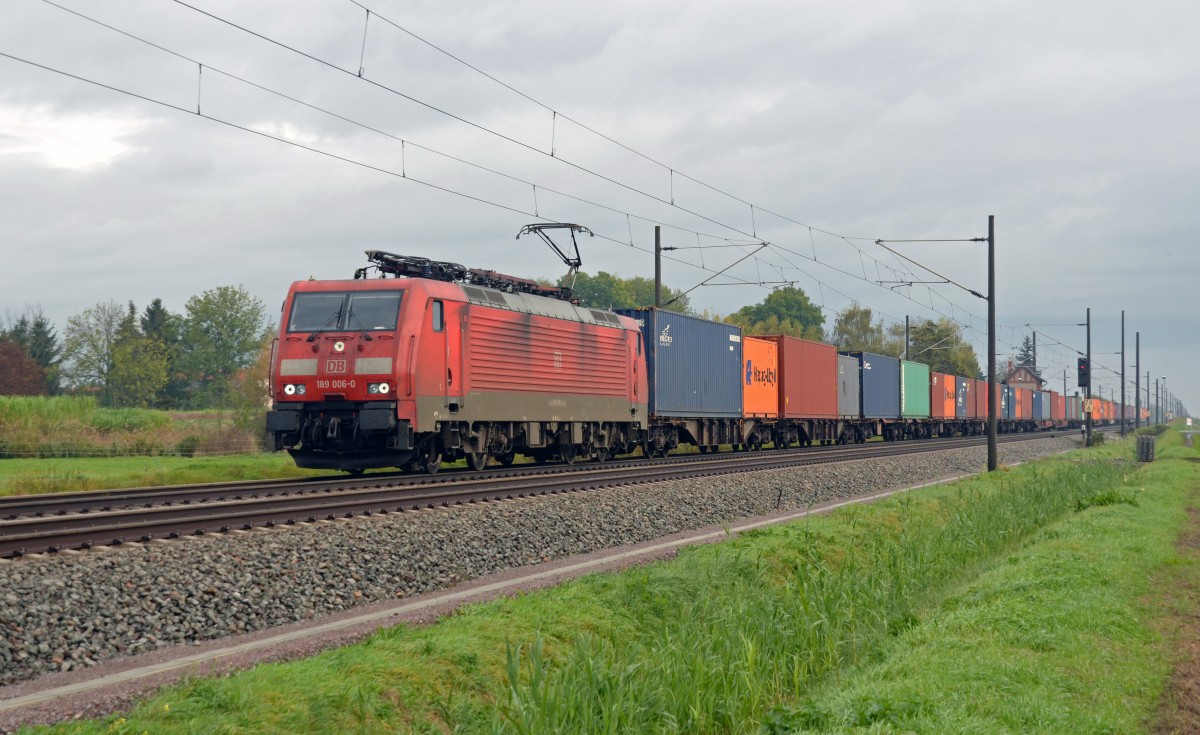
[0,432,1041,519]
[0,432,1068,558]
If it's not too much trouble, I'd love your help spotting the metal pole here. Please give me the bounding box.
[1135,332,1140,430]
[1120,310,1125,436]
[1155,378,1160,425]
[904,316,910,361]
[987,215,997,472]
[1032,331,1037,371]
[654,225,662,308]
[1085,307,1092,446]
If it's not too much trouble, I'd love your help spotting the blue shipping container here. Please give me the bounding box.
[956,377,969,419]
[840,351,900,419]
[614,308,743,418]
[1002,385,1014,419]
[1032,391,1044,421]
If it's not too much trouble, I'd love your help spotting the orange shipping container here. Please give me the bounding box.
[1017,388,1032,419]
[743,337,779,418]
[930,372,956,418]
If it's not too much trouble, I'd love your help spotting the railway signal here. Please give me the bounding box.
[1077,357,1089,388]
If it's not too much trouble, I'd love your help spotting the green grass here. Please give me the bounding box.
[24,431,1180,735]
[0,454,329,496]
[763,430,1199,734]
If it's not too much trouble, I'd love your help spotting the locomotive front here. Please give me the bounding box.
[266,279,415,471]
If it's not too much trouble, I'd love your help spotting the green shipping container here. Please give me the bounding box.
[900,360,931,418]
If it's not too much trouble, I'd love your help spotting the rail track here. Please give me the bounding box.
[0,432,1068,558]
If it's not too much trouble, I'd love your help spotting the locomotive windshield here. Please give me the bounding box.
[287,291,402,333]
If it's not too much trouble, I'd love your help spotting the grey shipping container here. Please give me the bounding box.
[956,377,970,418]
[840,351,900,419]
[1002,385,1014,419]
[1035,390,1052,420]
[837,354,860,418]
[613,308,742,418]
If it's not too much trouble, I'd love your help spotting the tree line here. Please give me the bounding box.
[0,285,270,408]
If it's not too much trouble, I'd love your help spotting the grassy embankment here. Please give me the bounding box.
[21,427,1199,734]
[0,396,316,496]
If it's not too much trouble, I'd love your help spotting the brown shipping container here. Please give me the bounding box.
[765,335,838,419]
[971,378,989,419]
[742,337,780,418]
[930,372,956,418]
[1017,388,1032,419]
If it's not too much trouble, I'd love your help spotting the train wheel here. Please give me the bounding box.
[495,450,516,466]
[594,446,610,463]
[417,450,442,474]
[560,444,578,465]
[467,451,489,471]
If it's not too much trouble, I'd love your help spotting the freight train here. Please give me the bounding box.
[266,244,1143,473]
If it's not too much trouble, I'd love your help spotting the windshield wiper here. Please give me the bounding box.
[347,309,374,340]
[306,310,342,342]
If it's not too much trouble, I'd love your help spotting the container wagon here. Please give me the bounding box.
[615,308,743,455]
[763,335,840,447]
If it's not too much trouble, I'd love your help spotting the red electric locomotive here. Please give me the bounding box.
[267,229,648,474]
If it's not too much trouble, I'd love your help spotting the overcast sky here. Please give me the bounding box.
[1,0,1196,412]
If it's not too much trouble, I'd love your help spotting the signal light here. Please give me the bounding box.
[1077,357,1089,388]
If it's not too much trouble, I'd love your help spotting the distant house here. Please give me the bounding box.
[1004,365,1044,391]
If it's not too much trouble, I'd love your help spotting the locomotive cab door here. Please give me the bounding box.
[427,299,450,412]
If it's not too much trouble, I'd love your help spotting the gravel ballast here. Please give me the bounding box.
[0,437,1078,688]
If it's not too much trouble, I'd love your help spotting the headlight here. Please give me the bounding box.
[368,382,390,395]
[378,382,390,394]
[284,384,296,396]
[296,384,306,395]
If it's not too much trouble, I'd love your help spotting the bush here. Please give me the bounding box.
[176,435,202,457]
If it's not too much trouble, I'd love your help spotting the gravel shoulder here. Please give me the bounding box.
[0,436,1078,729]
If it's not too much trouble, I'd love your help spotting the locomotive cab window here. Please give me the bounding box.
[348,291,402,331]
[287,290,402,333]
[288,292,345,333]
[432,300,444,332]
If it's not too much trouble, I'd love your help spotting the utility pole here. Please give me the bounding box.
[1155,378,1160,425]
[1135,332,1140,429]
[1032,331,1037,372]
[1085,307,1092,446]
[1146,371,1151,424]
[654,225,662,308]
[904,316,910,361]
[1120,310,1126,436]
[987,215,997,472]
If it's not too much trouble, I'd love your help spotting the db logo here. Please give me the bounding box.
[325,359,347,374]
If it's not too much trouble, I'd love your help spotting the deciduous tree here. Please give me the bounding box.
[826,305,902,356]
[730,286,823,333]
[0,339,47,395]
[61,300,124,405]
[181,286,269,405]
[905,318,983,377]
[561,272,691,314]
